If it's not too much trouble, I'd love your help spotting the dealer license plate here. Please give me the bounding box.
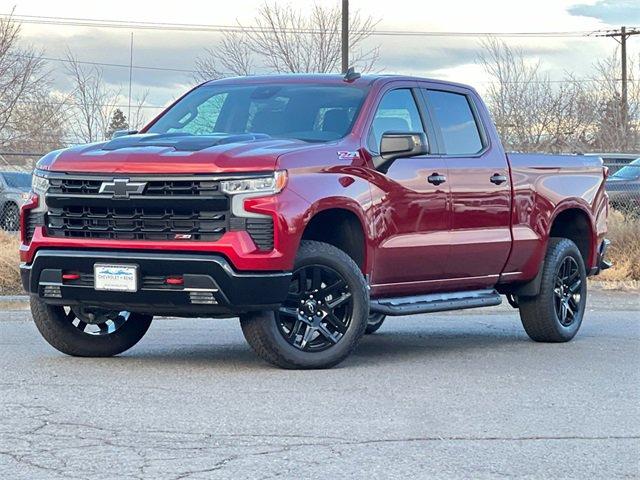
[94,264,139,292]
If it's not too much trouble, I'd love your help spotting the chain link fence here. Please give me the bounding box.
[603,160,640,218]
[1,153,41,232]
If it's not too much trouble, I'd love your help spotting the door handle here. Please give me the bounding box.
[427,173,447,186]
[490,173,508,185]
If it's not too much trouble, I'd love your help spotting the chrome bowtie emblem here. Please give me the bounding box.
[99,178,147,198]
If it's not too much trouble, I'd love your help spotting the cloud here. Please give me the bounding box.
[568,0,640,25]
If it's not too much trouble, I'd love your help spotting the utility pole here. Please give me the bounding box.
[596,26,640,120]
[341,0,349,74]
[128,32,134,123]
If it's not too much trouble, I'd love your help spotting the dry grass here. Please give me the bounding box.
[0,230,21,295]
[0,210,638,296]
[598,209,640,283]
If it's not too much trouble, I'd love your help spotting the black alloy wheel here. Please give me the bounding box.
[31,298,153,357]
[553,256,582,327]
[240,240,369,369]
[518,237,587,343]
[68,307,132,335]
[276,264,354,352]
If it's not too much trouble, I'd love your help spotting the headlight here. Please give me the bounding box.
[30,172,50,213]
[32,172,49,197]
[221,171,287,195]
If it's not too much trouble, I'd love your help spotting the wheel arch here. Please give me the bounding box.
[510,202,596,297]
[547,203,595,269]
[300,204,370,274]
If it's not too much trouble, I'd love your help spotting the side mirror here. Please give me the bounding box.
[374,131,428,171]
[112,129,139,139]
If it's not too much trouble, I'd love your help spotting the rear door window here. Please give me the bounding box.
[424,90,483,155]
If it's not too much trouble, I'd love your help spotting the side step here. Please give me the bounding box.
[370,289,502,316]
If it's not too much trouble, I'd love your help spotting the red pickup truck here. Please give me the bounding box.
[20,73,610,369]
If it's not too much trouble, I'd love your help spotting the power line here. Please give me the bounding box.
[0,13,605,38]
[595,27,640,118]
[10,52,640,85]
[12,99,167,109]
[11,53,197,74]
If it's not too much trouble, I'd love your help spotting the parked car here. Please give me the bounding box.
[586,152,639,175]
[0,171,31,231]
[20,73,610,369]
[605,157,640,213]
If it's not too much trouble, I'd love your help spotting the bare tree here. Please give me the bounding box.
[590,52,640,152]
[63,50,121,143]
[0,11,61,152]
[128,89,152,131]
[478,37,598,153]
[194,2,379,81]
[6,91,67,154]
[478,38,640,153]
[195,32,254,81]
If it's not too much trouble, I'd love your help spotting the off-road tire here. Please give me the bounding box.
[365,313,386,334]
[31,298,153,357]
[240,240,369,369]
[518,238,587,342]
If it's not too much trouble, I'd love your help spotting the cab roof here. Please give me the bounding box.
[203,73,474,91]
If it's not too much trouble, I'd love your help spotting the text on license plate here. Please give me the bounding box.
[94,264,139,292]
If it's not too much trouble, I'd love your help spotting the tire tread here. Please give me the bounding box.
[240,240,368,369]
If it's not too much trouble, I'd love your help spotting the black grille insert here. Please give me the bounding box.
[48,177,221,197]
[246,217,275,251]
[26,212,45,243]
[47,206,227,241]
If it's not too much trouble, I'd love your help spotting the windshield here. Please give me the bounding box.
[611,159,640,180]
[2,172,31,188]
[147,83,369,142]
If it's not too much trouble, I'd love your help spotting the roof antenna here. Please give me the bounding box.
[343,67,361,82]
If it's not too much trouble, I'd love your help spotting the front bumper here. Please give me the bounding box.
[21,249,292,317]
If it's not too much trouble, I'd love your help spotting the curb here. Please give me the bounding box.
[0,295,29,302]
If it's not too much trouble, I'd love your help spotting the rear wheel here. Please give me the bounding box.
[240,240,369,369]
[365,313,386,334]
[31,298,153,356]
[518,238,587,342]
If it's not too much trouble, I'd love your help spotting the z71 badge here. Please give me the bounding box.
[337,151,360,160]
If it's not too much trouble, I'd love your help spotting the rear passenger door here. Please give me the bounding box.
[419,86,511,286]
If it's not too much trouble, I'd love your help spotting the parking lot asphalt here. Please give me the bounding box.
[0,288,638,479]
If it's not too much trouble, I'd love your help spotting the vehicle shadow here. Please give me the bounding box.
[94,322,532,371]
[350,328,530,367]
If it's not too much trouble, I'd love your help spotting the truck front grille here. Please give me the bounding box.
[46,206,227,241]
[44,174,231,242]
[48,177,221,197]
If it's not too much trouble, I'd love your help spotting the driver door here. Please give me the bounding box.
[368,86,451,292]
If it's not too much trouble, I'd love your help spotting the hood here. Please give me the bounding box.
[37,133,320,174]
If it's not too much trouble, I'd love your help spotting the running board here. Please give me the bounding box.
[370,289,502,316]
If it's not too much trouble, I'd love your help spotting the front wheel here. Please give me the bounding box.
[518,238,587,342]
[31,298,153,357]
[240,240,369,369]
